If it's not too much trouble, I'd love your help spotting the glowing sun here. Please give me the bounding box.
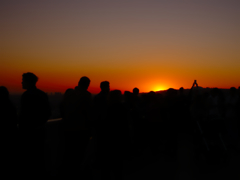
[152,86,167,92]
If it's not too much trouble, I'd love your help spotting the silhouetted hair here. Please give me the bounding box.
[211,88,219,95]
[206,87,210,92]
[124,91,132,96]
[0,86,9,100]
[149,91,156,95]
[64,88,74,98]
[109,90,122,104]
[22,72,38,85]
[167,88,177,96]
[100,81,110,91]
[78,76,90,90]
[65,88,74,93]
[133,87,139,95]
[230,87,236,92]
[179,87,184,95]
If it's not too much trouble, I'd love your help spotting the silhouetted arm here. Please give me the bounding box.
[188,80,196,97]
[186,80,197,107]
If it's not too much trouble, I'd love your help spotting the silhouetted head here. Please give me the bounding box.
[133,87,139,96]
[0,86,9,101]
[230,87,237,96]
[124,91,131,96]
[210,88,219,97]
[100,81,110,93]
[147,91,157,102]
[230,87,236,91]
[179,87,184,94]
[205,87,210,93]
[148,91,156,95]
[124,91,133,103]
[63,88,74,99]
[22,72,38,89]
[109,90,122,104]
[166,88,177,98]
[78,76,90,90]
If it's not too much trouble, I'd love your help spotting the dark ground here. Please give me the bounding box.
[45,119,240,179]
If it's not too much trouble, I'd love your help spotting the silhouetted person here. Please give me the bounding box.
[129,87,144,154]
[60,88,74,120]
[238,87,240,141]
[123,91,134,110]
[225,87,239,149]
[133,87,139,97]
[19,72,51,177]
[93,81,110,123]
[177,87,189,126]
[92,81,110,176]
[0,86,18,132]
[0,86,18,176]
[94,81,110,104]
[163,88,179,160]
[132,87,141,106]
[144,91,162,155]
[95,90,128,180]
[61,76,92,178]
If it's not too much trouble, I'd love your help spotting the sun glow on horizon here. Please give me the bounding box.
[152,85,168,92]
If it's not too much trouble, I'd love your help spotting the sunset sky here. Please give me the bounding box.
[1,0,240,94]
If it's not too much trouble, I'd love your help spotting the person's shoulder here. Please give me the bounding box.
[80,90,91,98]
[86,90,92,97]
[93,93,99,101]
[85,91,92,101]
[21,90,29,99]
[21,90,28,96]
[66,89,78,101]
[36,88,46,93]
[70,89,78,97]
[36,88,48,96]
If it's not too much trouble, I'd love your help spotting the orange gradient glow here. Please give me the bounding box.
[1,1,240,94]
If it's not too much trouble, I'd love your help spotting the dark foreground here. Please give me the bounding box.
[45,119,240,179]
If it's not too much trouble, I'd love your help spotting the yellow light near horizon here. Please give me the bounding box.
[152,85,167,92]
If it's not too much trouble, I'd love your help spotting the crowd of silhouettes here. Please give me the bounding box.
[1,73,240,178]
[0,73,51,177]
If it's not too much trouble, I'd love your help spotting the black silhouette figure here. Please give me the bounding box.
[0,86,18,132]
[18,72,51,177]
[94,81,110,104]
[123,91,134,110]
[93,81,110,122]
[95,90,128,180]
[224,87,239,150]
[133,87,139,95]
[61,76,92,178]
[163,88,179,161]
[0,86,18,176]
[91,81,111,177]
[60,88,74,120]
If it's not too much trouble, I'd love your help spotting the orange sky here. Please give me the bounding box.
[1,1,240,94]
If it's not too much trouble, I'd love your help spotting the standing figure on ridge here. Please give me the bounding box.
[0,86,18,176]
[93,81,110,122]
[19,72,51,177]
[92,81,110,178]
[99,90,128,180]
[61,76,93,178]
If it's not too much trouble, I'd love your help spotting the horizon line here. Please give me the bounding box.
[8,86,237,96]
